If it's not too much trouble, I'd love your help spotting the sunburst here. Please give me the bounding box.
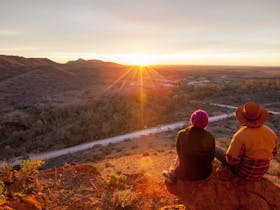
[124,54,156,66]
[99,64,167,127]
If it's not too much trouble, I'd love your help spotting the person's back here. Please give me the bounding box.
[176,125,215,180]
[229,125,276,159]
[226,102,278,181]
[163,109,215,183]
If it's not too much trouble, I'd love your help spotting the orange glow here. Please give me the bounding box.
[52,52,280,67]
[124,54,155,66]
[75,53,159,66]
[99,65,167,127]
[139,66,144,127]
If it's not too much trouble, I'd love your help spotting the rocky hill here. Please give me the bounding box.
[0,134,279,209]
[0,55,127,111]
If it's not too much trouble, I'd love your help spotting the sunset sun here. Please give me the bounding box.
[125,54,155,66]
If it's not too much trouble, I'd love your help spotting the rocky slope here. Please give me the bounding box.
[1,147,279,210]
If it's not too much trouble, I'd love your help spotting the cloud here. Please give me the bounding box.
[0,0,280,66]
[0,30,20,36]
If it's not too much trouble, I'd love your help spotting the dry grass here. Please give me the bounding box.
[37,146,280,209]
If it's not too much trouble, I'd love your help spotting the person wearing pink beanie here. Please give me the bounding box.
[163,109,215,183]
[190,109,209,129]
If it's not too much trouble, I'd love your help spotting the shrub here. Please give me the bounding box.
[17,160,45,194]
[87,153,104,162]
[0,160,44,199]
[111,189,135,208]
[19,160,45,177]
[32,120,45,134]
[102,147,112,155]
[0,145,14,160]
[0,181,6,200]
[105,173,127,190]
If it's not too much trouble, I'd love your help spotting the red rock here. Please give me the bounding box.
[8,194,45,210]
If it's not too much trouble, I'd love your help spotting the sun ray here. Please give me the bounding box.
[137,66,145,127]
[94,63,171,127]
[130,66,139,81]
[101,66,136,94]
[144,69,158,89]
[119,79,129,91]
[146,66,166,80]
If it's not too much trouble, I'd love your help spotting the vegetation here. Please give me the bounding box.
[0,73,279,160]
[103,173,137,209]
[173,78,280,104]
[105,173,127,190]
[0,160,44,200]
[111,189,136,209]
[0,181,5,200]
[19,160,45,177]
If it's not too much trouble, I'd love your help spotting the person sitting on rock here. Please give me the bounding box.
[226,101,278,181]
[163,109,215,183]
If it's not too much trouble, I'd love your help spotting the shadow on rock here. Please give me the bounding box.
[166,167,280,210]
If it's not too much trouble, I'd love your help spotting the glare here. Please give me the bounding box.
[125,54,155,66]
[42,52,280,67]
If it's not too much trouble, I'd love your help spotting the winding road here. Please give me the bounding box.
[1,103,279,167]
[1,112,235,167]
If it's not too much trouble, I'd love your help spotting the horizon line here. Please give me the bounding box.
[1,53,280,68]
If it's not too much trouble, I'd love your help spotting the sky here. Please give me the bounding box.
[0,0,280,66]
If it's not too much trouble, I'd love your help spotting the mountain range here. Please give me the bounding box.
[0,55,126,112]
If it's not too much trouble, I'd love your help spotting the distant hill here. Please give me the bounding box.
[0,55,55,67]
[65,58,123,69]
[0,55,127,111]
[0,55,57,81]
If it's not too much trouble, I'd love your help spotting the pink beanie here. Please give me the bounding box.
[190,109,208,128]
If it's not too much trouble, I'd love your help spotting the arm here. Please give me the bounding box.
[209,135,216,161]
[226,145,245,166]
[226,153,241,165]
[269,127,278,158]
[272,145,278,157]
[176,131,183,159]
[226,133,245,166]
[207,135,216,161]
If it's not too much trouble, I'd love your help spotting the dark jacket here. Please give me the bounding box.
[175,125,215,181]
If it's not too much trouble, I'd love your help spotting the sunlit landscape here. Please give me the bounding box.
[0,0,280,209]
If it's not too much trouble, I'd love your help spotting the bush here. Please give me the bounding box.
[105,173,127,190]
[32,120,45,134]
[111,189,135,208]
[19,160,45,177]
[0,160,44,199]
[0,181,6,200]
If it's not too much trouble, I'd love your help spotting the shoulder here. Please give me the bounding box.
[233,126,248,137]
[176,128,188,144]
[262,125,278,140]
[262,125,276,134]
[177,128,187,136]
[231,126,248,142]
[177,125,193,138]
[204,129,214,138]
[178,125,193,134]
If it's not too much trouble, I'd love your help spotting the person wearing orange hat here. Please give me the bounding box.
[226,102,278,181]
